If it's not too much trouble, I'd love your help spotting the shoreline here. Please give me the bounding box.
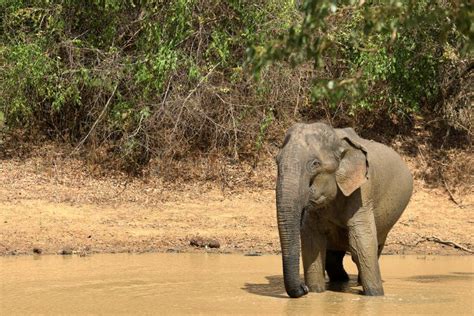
[1,188,472,257]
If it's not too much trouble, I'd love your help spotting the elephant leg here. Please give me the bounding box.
[377,235,387,258]
[353,242,384,285]
[350,255,362,285]
[347,207,384,296]
[378,243,385,258]
[301,213,327,293]
[325,250,349,282]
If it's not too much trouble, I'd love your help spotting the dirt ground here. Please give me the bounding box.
[0,152,473,257]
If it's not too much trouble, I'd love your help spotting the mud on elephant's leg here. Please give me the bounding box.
[301,213,327,293]
[326,250,349,282]
[348,207,384,296]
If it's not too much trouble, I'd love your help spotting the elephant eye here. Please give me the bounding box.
[308,159,320,171]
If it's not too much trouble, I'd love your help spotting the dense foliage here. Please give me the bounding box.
[1,0,472,172]
[1,1,301,169]
[252,0,472,130]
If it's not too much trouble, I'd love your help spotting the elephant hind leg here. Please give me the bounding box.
[378,236,387,258]
[378,243,385,257]
[325,250,349,282]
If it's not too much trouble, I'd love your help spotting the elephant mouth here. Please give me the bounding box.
[309,196,327,207]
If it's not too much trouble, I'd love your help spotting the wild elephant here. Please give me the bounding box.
[275,123,413,298]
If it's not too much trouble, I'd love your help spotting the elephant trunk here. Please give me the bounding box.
[276,169,309,298]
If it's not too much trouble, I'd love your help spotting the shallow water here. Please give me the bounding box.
[1,254,473,315]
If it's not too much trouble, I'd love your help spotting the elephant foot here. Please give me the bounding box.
[363,287,384,296]
[307,282,325,293]
[287,284,309,298]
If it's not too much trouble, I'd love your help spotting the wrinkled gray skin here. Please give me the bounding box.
[276,123,413,298]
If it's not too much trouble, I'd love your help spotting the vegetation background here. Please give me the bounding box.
[0,0,472,193]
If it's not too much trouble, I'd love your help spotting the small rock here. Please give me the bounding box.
[190,237,220,249]
[32,247,42,254]
[59,247,73,255]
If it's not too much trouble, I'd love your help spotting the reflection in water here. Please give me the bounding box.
[243,274,363,298]
[1,254,473,315]
[324,276,362,295]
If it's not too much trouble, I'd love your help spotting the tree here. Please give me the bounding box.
[250,0,473,130]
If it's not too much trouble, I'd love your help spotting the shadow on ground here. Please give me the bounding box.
[403,272,474,283]
[242,274,363,298]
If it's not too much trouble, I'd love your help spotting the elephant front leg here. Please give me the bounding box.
[301,213,327,293]
[347,207,384,296]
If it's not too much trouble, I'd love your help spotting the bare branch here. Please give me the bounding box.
[424,236,473,254]
[71,83,119,154]
[172,62,221,135]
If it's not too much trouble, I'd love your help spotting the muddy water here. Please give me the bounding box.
[1,254,472,315]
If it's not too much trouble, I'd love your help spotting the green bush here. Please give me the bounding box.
[0,0,471,172]
[0,0,301,171]
[252,0,472,127]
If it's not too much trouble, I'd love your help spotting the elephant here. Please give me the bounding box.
[275,122,413,298]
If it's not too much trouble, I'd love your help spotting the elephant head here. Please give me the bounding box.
[275,123,369,298]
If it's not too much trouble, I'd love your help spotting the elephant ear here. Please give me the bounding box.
[335,128,369,197]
